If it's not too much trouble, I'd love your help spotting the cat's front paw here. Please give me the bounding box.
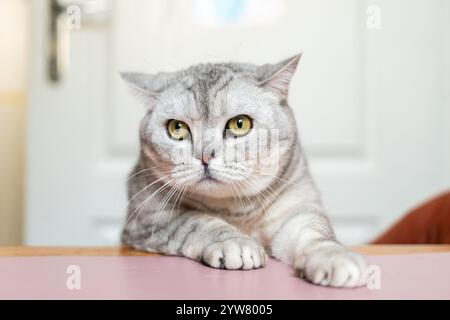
[298,245,368,288]
[201,237,267,270]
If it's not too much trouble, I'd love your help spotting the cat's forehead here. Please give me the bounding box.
[183,63,259,94]
[186,62,259,79]
[159,63,261,121]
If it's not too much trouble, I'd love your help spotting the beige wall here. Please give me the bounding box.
[0,1,29,245]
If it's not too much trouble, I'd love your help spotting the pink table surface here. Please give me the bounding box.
[0,253,449,299]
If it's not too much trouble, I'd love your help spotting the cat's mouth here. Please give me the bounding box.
[199,167,220,184]
[200,174,218,184]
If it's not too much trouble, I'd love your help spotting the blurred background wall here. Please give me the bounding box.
[0,0,29,245]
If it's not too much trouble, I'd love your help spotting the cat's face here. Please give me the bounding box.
[122,55,301,198]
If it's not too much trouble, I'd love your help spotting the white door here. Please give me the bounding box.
[26,0,450,245]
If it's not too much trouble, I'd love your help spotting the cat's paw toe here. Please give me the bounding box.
[201,237,266,270]
[298,246,367,288]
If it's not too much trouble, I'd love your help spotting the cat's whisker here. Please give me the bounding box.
[232,172,261,212]
[126,177,176,226]
[234,167,287,205]
[258,185,280,207]
[127,164,173,182]
[239,178,269,213]
[129,169,175,182]
[111,166,172,211]
[246,174,281,204]
[208,168,249,207]
[151,179,184,240]
[166,183,186,228]
[252,169,302,187]
[174,183,189,222]
[128,174,173,205]
[149,182,179,236]
[229,181,244,208]
[236,179,258,212]
[230,181,246,209]
[233,169,279,213]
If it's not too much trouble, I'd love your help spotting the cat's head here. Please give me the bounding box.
[121,55,301,198]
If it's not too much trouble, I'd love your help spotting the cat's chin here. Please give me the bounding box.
[189,180,236,199]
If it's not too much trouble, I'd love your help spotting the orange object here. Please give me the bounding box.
[373,191,450,244]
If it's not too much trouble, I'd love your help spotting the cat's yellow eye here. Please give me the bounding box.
[226,115,252,137]
[167,120,190,140]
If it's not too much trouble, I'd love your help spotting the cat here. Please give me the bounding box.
[120,54,368,287]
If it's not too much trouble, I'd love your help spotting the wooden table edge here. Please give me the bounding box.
[0,245,449,257]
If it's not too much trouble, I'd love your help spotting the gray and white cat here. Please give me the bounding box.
[121,54,367,287]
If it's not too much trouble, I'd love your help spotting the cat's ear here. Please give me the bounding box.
[258,53,302,101]
[120,72,167,109]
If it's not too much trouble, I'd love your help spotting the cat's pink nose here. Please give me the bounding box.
[201,150,215,165]
[202,154,211,165]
